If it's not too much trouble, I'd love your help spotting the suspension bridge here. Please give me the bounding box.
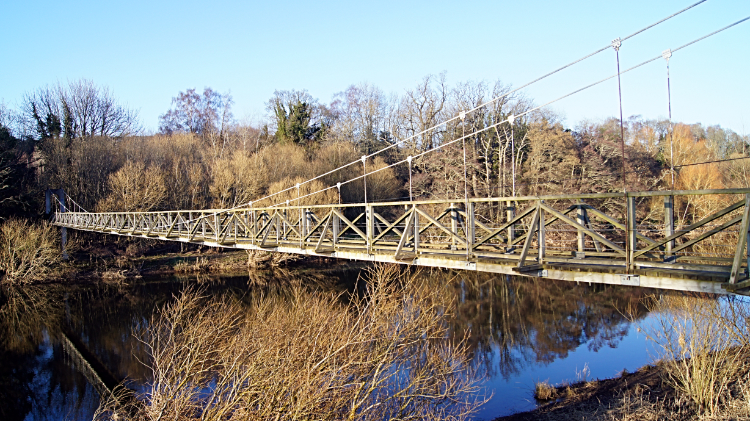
[47,3,750,295]
[50,189,750,295]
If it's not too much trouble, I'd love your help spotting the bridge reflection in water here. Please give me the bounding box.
[52,188,750,295]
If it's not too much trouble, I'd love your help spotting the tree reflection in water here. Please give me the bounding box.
[0,267,653,420]
[431,270,650,381]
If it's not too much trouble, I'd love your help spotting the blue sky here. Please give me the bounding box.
[1,0,748,135]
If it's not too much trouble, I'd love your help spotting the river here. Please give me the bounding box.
[0,266,657,420]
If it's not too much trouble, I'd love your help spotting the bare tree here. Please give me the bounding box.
[328,83,396,154]
[398,73,448,152]
[159,88,231,136]
[23,79,139,140]
[95,265,486,421]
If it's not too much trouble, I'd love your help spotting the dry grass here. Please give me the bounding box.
[173,256,211,273]
[0,218,61,285]
[535,381,557,401]
[100,270,127,283]
[246,249,300,269]
[95,264,487,420]
[597,294,750,421]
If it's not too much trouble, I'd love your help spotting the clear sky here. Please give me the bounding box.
[1,0,748,135]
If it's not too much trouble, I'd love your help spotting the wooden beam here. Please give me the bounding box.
[394,212,415,259]
[415,208,467,246]
[332,209,367,241]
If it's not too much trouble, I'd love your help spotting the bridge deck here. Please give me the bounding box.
[52,188,750,295]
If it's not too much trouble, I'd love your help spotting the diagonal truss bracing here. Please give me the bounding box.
[51,189,750,295]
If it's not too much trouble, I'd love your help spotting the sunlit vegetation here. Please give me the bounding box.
[0,78,746,286]
[631,295,750,418]
[0,219,61,285]
[94,264,487,420]
[1,77,746,223]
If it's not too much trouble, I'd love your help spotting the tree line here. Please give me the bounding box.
[0,76,748,222]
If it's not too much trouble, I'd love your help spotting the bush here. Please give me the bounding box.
[639,294,749,415]
[95,264,487,420]
[0,219,61,285]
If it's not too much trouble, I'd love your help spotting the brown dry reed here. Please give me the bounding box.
[95,264,487,421]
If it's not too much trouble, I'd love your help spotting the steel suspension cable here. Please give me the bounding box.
[278,17,748,208]
[247,1,709,209]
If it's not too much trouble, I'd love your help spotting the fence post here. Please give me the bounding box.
[538,201,545,263]
[283,205,288,240]
[201,212,206,240]
[627,195,637,272]
[506,201,515,253]
[730,194,750,284]
[215,213,220,242]
[332,211,339,246]
[467,201,475,259]
[450,203,458,250]
[413,205,420,255]
[366,205,374,254]
[304,208,311,247]
[576,203,586,257]
[250,209,258,245]
[664,195,675,263]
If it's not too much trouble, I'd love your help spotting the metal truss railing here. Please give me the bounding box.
[53,188,750,289]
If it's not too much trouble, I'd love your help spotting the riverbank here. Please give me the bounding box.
[495,351,750,421]
[50,237,358,285]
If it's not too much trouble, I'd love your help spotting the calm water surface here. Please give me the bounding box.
[0,267,657,421]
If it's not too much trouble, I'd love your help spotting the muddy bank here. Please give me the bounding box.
[495,352,750,421]
[494,364,667,421]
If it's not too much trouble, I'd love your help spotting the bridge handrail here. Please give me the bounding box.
[55,188,750,214]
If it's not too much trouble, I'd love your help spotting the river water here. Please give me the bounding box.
[0,266,658,421]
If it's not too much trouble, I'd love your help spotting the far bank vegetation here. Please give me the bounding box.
[0,76,748,280]
[3,78,746,224]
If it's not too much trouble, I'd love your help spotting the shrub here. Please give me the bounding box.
[639,294,748,415]
[95,264,486,420]
[0,219,61,285]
